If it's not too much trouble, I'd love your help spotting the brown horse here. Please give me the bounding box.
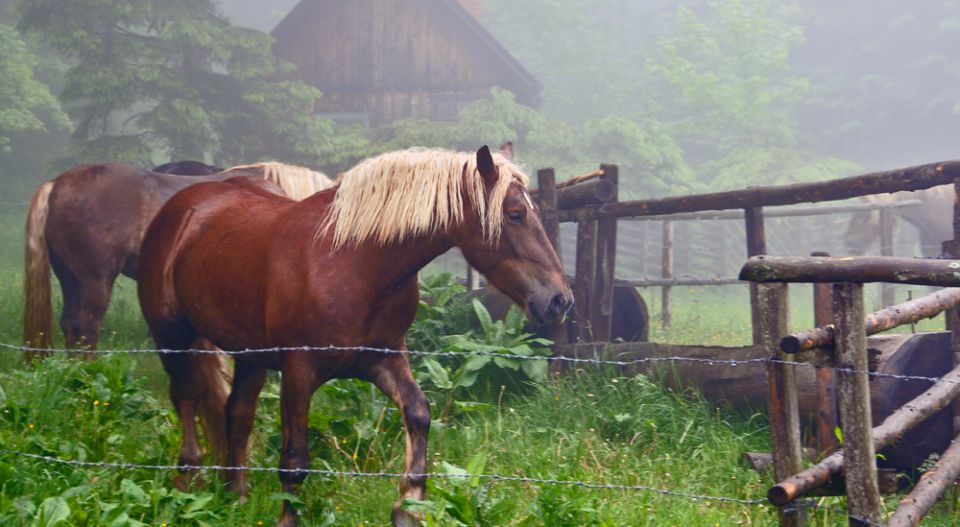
[23,162,333,351]
[137,146,572,526]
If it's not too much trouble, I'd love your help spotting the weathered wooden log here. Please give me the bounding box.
[661,221,674,327]
[781,288,960,353]
[625,276,742,288]
[888,433,960,527]
[574,218,597,341]
[745,208,766,346]
[555,177,616,210]
[832,283,883,526]
[768,361,960,506]
[559,159,960,221]
[811,252,840,455]
[740,255,960,286]
[620,199,923,223]
[592,165,618,341]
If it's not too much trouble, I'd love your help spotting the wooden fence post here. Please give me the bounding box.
[811,252,840,456]
[833,282,883,527]
[537,168,567,354]
[661,221,674,327]
[537,168,560,253]
[745,207,766,345]
[760,282,805,527]
[880,209,895,307]
[574,213,597,342]
[592,165,618,341]
[953,178,960,436]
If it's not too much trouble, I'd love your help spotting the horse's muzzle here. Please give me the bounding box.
[529,291,574,324]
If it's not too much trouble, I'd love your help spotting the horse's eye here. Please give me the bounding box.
[506,210,524,225]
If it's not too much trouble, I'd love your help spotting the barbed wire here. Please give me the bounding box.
[0,449,893,525]
[0,448,764,506]
[3,341,960,387]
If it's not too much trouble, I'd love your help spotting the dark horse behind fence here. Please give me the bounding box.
[137,146,573,527]
[23,161,333,352]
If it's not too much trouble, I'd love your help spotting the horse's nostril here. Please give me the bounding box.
[550,293,571,315]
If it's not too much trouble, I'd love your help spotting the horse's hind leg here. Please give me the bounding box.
[225,361,267,496]
[51,256,116,353]
[367,350,431,527]
[154,324,207,491]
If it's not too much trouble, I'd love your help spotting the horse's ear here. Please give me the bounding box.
[499,141,514,161]
[477,145,498,186]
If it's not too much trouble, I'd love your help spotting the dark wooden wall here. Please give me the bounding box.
[273,0,522,125]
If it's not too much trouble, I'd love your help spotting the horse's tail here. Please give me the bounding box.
[193,345,232,466]
[23,181,55,355]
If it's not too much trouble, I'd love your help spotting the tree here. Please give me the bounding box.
[379,88,691,197]
[645,0,855,190]
[0,21,69,158]
[17,0,368,169]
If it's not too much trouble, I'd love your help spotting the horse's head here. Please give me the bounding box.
[456,146,573,323]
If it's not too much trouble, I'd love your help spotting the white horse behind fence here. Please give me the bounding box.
[843,185,953,257]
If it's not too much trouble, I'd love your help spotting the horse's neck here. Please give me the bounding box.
[365,235,455,293]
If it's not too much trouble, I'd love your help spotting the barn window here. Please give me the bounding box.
[431,96,475,121]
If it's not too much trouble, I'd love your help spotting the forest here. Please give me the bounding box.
[3,0,960,198]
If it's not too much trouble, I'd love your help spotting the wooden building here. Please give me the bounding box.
[271,0,541,126]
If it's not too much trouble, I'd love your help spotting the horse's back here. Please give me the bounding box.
[138,178,297,349]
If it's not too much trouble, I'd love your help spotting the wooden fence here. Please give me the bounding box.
[742,257,960,527]
[538,159,960,526]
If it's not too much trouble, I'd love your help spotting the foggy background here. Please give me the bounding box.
[1,0,957,290]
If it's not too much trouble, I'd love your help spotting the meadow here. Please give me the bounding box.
[0,208,956,526]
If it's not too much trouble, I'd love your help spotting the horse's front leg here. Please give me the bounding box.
[225,361,268,497]
[277,364,320,527]
[368,351,431,527]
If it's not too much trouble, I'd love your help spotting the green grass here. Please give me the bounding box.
[0,256,957,525]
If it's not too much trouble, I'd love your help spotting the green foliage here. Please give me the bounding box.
[381,88,692,198]
[409,274,554,419]
[645,0,857,190]
[404,453,518,526]
[0,22,69,156]
[16,0,369,169]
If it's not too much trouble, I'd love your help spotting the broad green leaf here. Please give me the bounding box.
[34,497,70,527]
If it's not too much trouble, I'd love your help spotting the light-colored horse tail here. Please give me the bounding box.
[24,181,55,356]
[227,162,335,200]
[193,341,232,466]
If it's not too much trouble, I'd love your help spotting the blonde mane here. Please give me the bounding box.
[224,162,334,200]
[321,148,529,249]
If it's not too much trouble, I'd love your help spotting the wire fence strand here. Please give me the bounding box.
[3,341,958,387]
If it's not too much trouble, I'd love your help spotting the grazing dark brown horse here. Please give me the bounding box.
[23,162,332,352]
[137,146,572,527]
[150,160,224,175]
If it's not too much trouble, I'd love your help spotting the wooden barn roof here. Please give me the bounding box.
[271,0,542,106]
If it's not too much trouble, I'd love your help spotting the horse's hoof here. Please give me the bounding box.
[173,472,204,492]
[173,474,191,492]
[275,513,298,527]
[391,506,423,527]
